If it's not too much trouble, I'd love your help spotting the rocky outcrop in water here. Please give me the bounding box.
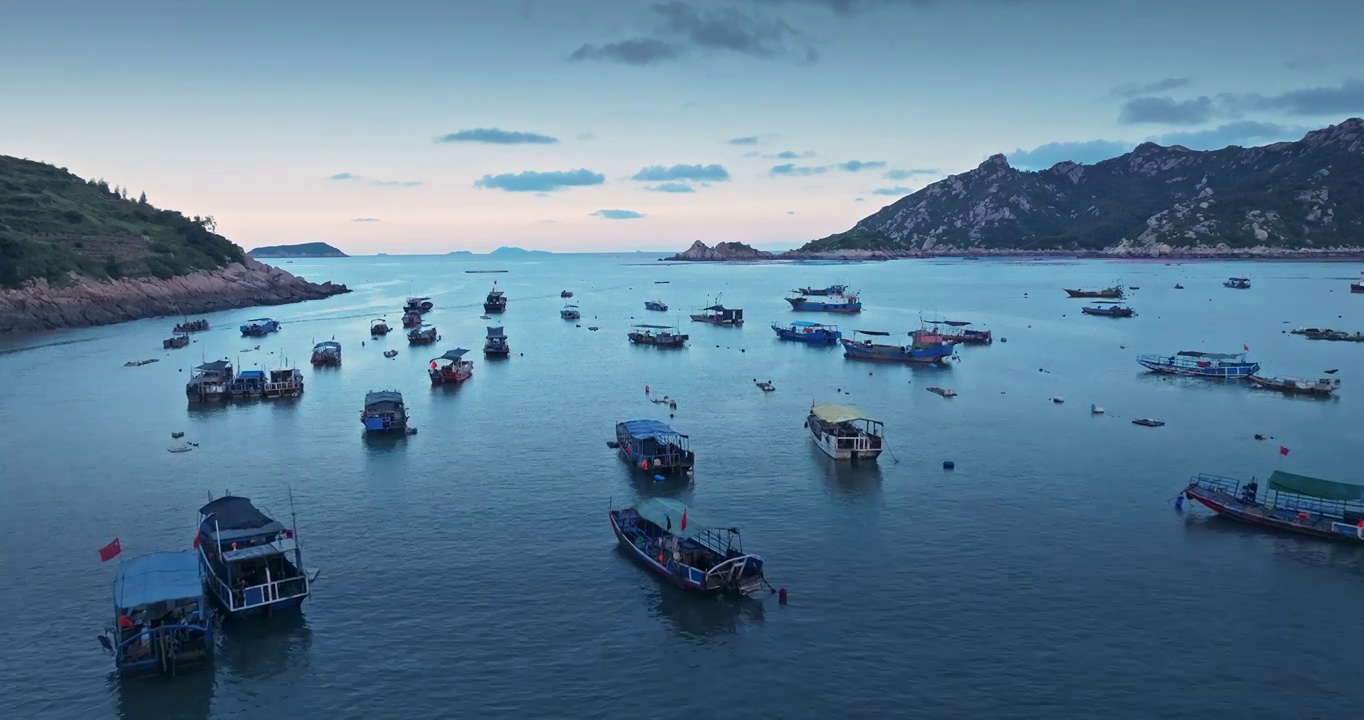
[0,257,350,333]
[664,241,774,261]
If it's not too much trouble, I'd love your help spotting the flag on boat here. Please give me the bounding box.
[681,509,688,531]
[98,538,121,562]
[1280,445,1290,456]
[192,531,202,549]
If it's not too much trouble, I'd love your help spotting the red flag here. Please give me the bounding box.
[680,509,688,531]
[192,532,202,549]
[1243,344,1250,351]
[98,538,122,562]
[1279,445,1290,456]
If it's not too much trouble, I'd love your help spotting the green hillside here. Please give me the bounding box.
[0,155,245,288]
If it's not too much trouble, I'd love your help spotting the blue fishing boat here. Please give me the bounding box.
[100,551,214,677]
[785,292,862,313]
[772,320,842,344]
[1184,471,1364,543]
[197,495,312,619]
[841,329,956,364]
[186,360,234,402]
[797,284,847,296]
[240,318,280,337]
[310,340,341,366]
[361,390,410,433]
[1137,350,1259,378]
[609,498,768,595]
[615,419,695,475]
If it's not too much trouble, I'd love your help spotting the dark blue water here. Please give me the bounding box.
[3,255,1363,719]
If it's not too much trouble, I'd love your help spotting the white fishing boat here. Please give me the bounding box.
[805,403,884,463]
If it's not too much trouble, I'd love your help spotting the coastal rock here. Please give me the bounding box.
[0,258,350,333]
[664,241,774,261]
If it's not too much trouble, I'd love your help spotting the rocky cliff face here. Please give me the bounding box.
[0,257,349,333]
[799,117,1364,257]
[664,241,774,261]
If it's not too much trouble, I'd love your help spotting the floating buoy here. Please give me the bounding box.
[1000,337,1007,343]
[645,385,650,394]
[943,460,955,469]
[1050,396,1064,404]
[778,588,787,604]
[1091,404,1104,414]
[654,474,666,482]
[1174,495,1184,510]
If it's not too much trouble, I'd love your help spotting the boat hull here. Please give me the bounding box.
[1247,376,1337,396]
[609,511,707,592]
[1137,356,1259,378]
[786,298,861,313]
[1184,484,1364,543]
[841,338,955,364]
[807,416,883,462]
[1064,288,1123,299]
[1351,283,1364,294]
[772,324,841,344]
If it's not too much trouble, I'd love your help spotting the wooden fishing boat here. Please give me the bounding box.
[1184,472,1364,543]
[644,300,668,312]
[428,348,473,384]
[560,304,581,320]
[1248,375,1341,396]
[928,321,992,344]
[841,329,956,364]
[1352,279,1364,294]
[197,495,312,618]
[1137,350,1259,378]
[608,498,767,595]
[1081,304,1137,318]
[264,367,304,397]
[173,318,209,333]
[239,318,280,337]
[615,419,694,474]
[1063,285,1124,299]
[401,311,422,328]
[370,318,391,336]
[404,296,434,314]
[1300,329,1364,342]
[806,403,884,462]
[483,326,509,356]
[483,283,507,313]
[690,299,743,326]
[772,320,841,344]
[310,340,341,367]
[163,334,191,349]
[1223,277,1251,289]
[100,551,213,677]
[186,360,234,403]
[407,324,438,345]
[361,390,409,433]
[628,324,688,347]
[561,290,573,298]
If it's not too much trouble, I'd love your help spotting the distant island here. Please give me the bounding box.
[248,242,348,258]
[664,241,775,261]
[447,250,474,256]
[0,155,349,333]
[489,246,551,256]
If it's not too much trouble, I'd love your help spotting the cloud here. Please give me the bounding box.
[592,209,647,219]
[854,197,864,202]
[838,160,886,172]
[330,172,358,180]
[1285,55,1335,70]
[351,217,381,222]
[1155,121,1310,149]
[728,136,760,145]
[631,164,731,182]
[786,210,796,215]
[645,182,697,193]
[1008,139,1133,169]
[883,168,939,180]
[744,150,815,159]
[871,186,913,196]
[568,2,816,65]
[1111,78,1192,98]
[329,173,421,187]
[770,163,828,176]
[474,169,606,192]
[435,128,559,144]
[1237,78,1364,116]
[1118,95,1216,125]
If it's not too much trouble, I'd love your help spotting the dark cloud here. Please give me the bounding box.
[351,217,381,222]
[838,160,886,172]
[787,210,796,215]
[728,136,760,145]
[749,0,995,16]
[568,38,685,65]
[592,209,647,219]
[474,169,606,192]
[435,128,559,144]
[1118,95,1215,125]
[329,173,421,188]
[854,197,865,202]
[770,163,827,176]
[631,164,731,182]
[568,2,815,65]
[883,168,940,180]
[1285,54,1335,70]
[1155,121,1309,149]
[1111,78,1191,98]
[1237,78,1364,116]
[871,186,913,196]
[644,182,697,193]
[1008,139,1132,169]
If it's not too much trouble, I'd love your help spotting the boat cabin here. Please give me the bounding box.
[690,304,744,326]
[429,348,474,384]
[197,496,310,618]
[361,390,409,432]
[186,360,234,402]
[407,324,438,345]
[104,551,213,677]
[240,318,280,337]
[616,419,695,474]
[772,320,842,344]
[609,498,767,595]
[484,284,507,313]
[797,284,847,296]
[806,403,884,462]
[265,367,304,397]
[484,326,509,355]
[230,369,267,398]
[1224,277,1251,289]
[561,304,581,320]
[310,340,341,366]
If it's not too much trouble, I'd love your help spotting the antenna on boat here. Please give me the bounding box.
[288,485,301,548]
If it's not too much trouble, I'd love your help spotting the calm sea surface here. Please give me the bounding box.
[3,254,1364,719]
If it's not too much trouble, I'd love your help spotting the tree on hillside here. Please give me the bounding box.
[138,191,147,204]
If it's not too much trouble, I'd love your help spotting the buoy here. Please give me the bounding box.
[1174,495,1184,510]
[1091,404,1104,414]
[778,588,787,604]
[943,460,955,470]
[1000,337,1007,343]
[654,474,665,482]
[645,385,650,394]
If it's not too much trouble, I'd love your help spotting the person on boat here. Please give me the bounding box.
[1241,480,1258,504]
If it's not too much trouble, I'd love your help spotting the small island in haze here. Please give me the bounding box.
[489,246,551,257]
[248,242,348,258]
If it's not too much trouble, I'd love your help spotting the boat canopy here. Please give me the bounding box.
[633,324,673,329]
[199,496,281,531]
[237,370,266,380]
[854,330,891,336]
[633,498,712,542]
[196,360,231,372]
[365,390,404,408]
[811,403,876,424]
[701,304,728,311]
[313,341,340,350]
[1175,351,1245,359]
[113,552,202,610]
[406,296,430,302]
[486,326,505,338]
[1268,471,1364,502]
[436,348,470,361]
[1228,277,1248,281]
[619,419,686,442]
[487,290,504,297]
[788,321,829,328]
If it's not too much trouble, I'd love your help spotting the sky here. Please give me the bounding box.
[3,0,1363,254]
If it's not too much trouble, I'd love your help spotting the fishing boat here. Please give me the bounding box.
[310,340,341,367]
[239,318,280,337]
[100,551,213,677]
[264,367,304,397]
[229,369,266,398]
[689,299,744,326]
[615,419,695,475]
[483,283,507,313]
[627,324,688,347]
[401,310,422,328]
[1081,304,1137,318]
[186,360,234,403]
[1136,350,1259,378]
[560,304,581,320]
[361,390,410,433]
[483,326,509,356]
[805,403,884,462]
[608,498,767,595]
[1224,277,1251,289]
[370,318,390,336]
[1183,471,1364,544]
[428,348,473,384]
[1248,375,1341,396]
[772,320,842,344]
[407,324,438,345]
[785,292,861,313]
[1063,286,1124,299]
[1352,279,1364,294]
[383,349,398,359]
[163,334,190,349]
[197,495,312,618]
[797,284,847,296]
[561,290,573,298]
[841,329,956,364]
[173,319,209,333]
[1300,328,1364,342]
[644,300,668,312]
[404,296,434,314]
[928,321,992,344]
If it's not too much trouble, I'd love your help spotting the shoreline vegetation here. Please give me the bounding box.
[662,240,1364,262]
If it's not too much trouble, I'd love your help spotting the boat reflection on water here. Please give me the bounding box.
[216,613,313,682]
[113,668,215,720]
[643,565,768,641]
[812,444,883,497]
[1179,512,1364,573]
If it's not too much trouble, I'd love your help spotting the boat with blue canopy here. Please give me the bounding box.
[785,292,861,313]
[101,551,213,677]
[197,495,312,619]
[615,419,695,475]
[240,318,280,337]
[1184,471,1364,543]
[609,498,768,595]
[841,329,956,364]
[772,320,842,344]
[310,340,341,366]
[1137,350,1258,378]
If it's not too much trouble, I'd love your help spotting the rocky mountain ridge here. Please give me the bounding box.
[664,241,774,261]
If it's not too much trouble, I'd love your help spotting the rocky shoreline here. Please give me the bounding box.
[663,241,1364,263]
[0,257,350,333]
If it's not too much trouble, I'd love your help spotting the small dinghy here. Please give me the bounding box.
[383,349,398,358]
[1090,404,1104,414]
[168,444,194,453]
[756,380,775,392]
[927,386,956,398]
[1132,418,1165,427]
[1050,396,1064,404]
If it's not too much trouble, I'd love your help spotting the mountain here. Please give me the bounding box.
[447,250,474,257]
[248,242,347,258]
[797,118,1364,257]
[664,241,774,261]
[489,246,551,256]
[0,155,348,332]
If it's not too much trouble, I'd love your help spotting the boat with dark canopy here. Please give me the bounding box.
[609,498,768,595]
[483,283,507,313]
[407,324,438,345]
[690,301,743,326]
[1081,304,1137,318]
[615,419,695,475]
[429,348,473,384]
[1224,277,1251,289]
[240,318,280,337]
[628,324,688,347]
[927,320,993,344]
[644,300,668,312]
[101,551,213,677]
[1184,471,1364,543]
[772,320,842,344]
[841,329,956,364]
[1137,350,1259,378]
[483,326,509,356]
[361,390,410,433]
[404,296,434,313]
[196,495,312,619]
[310,340,341,366]
[370,318,391,336]
[1248,375,1341,396]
